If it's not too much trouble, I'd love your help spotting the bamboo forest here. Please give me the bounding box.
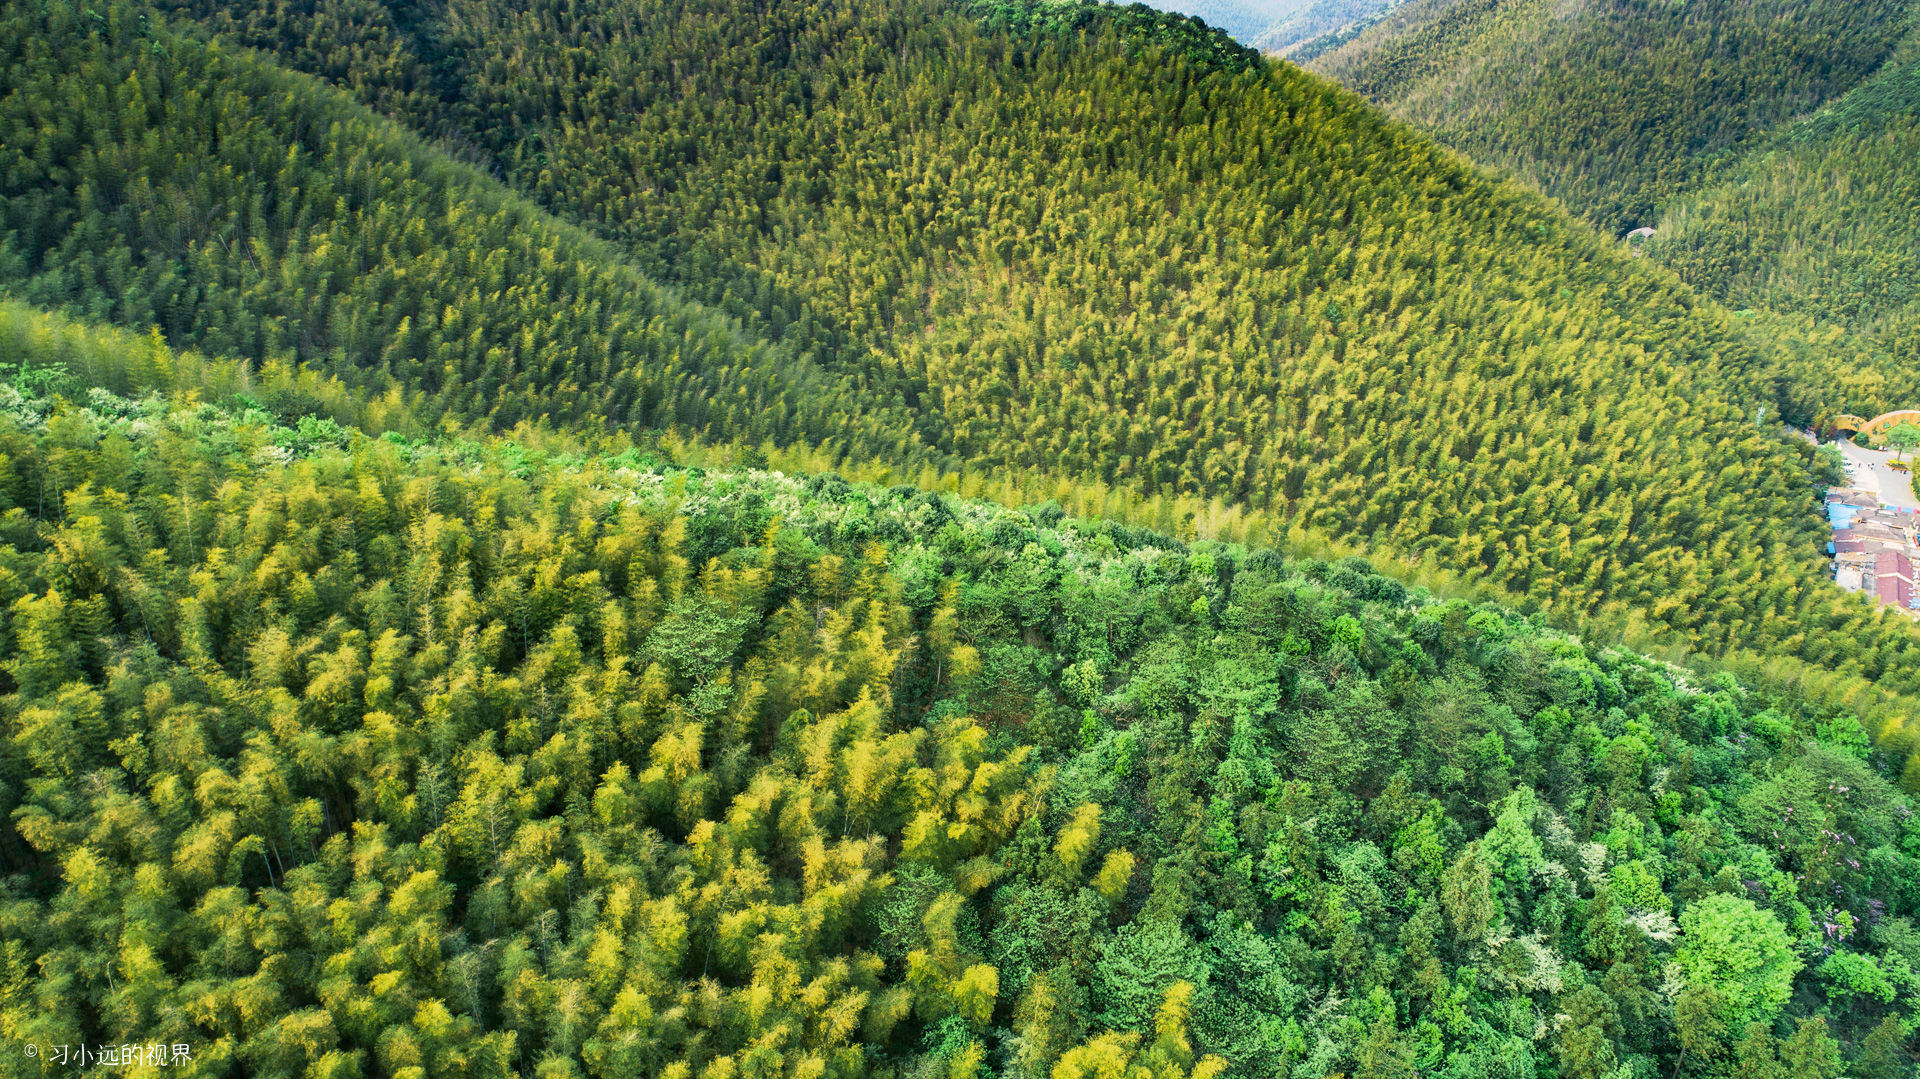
[1,0,1919,1076]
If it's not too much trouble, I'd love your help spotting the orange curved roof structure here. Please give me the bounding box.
[1833,410,1920,435]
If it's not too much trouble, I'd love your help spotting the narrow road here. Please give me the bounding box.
[1837,439,1920,511]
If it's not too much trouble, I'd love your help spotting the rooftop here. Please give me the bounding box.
[1877,574,1911,607]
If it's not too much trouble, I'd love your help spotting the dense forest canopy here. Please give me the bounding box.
[1307,0,1920,420]
[0,1,838,443]
[14,0,1920,737]
[0,308,1916,1077]
[1646,33,1920,420]
[2,0,1920,1075]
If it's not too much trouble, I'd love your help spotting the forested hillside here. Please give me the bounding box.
[1,307,1916,1077]
[0,1,851,447]
[1309,0,1914,236]
[1136,0,1307,44]
[10,0,1914,699]
[1647,32,1920,421]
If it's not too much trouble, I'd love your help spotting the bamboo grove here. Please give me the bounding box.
[1310,0,1920,422]
[1649,39,1920,422]
[11,0,1920,714]
[3,3,1920,1073]
[0,317,1914,1077]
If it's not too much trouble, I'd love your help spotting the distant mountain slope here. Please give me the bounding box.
[1136,0,1403,52]
[1648,29,1920,420]
[1134,0,1308,42]
[1254,0,1407,54]
[1310,0,1914,235]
